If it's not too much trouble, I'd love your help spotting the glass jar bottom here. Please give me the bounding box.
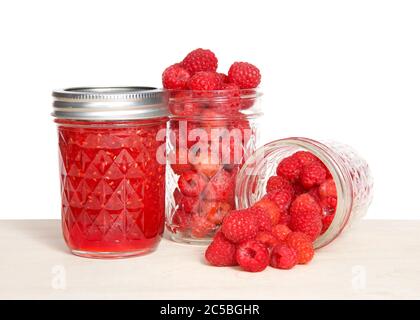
[70,245,158,259]
[169,232,212,246]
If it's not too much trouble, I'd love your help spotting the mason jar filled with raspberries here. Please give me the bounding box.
[204,137,373,272]
[162,49,263,244]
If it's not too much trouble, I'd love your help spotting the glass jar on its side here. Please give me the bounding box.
[52,87,168,258]
[236,137,373,249]
[166,89,262,244]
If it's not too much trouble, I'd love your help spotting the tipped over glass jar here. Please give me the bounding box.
[235,137,374,249]
[165,89,263,244]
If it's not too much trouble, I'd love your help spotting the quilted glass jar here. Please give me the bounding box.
[165,89,262,244]
[52,87,168,258]
[236,137,374,248]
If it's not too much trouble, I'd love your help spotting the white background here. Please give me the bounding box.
[0,0,419,220]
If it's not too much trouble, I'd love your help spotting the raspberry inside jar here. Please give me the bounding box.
[166,89,262,244]
[235,138,373,249]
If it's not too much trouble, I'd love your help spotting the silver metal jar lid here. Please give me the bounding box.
[52,86,168,120]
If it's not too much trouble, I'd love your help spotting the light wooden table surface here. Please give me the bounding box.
[0,219,419,299]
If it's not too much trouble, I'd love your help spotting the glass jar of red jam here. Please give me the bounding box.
[235,137,374,249]
[166,89,262,244]
[52,87,168,258]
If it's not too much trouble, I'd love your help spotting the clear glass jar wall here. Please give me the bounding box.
[236,137,373,248]
[166,89,262,244]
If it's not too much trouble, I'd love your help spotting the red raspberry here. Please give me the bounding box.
[178,171,208,197]
[252,198,282,226]
[307,187,321,202]
[235,240,270,272]
[292,151,321,167]
[190,214,215,238]
[217,72,229,84]
[266,175,294,195]
[187,71,221,90]
[172,209,192,232]
[270,244,298,270]
[228,62,261,89]
[162,64,190,89]
[321,213,335,234]
[286,232,315,264]
[272,224,292,241]
[264,189,293,212]
[300,162,327,189]
[210,82,241,115]
[292,181,306,196]
[181,48,218,75]
[201,201,231,225]
[289,193,322,241]
[276,156,302,182]
[320,196,337,214]
[174,190,199,214]
[252,209,272,232]
[319,178,337,198]
[221,209,258,243]
[203,169,235,201]
[255,231,278,249]
[193,151,222,178]
[170,148,193,175]
[205,232,237,267]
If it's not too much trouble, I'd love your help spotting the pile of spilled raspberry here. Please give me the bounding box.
[205,151,337,272]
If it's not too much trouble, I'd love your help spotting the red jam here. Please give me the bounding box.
[56,119,167,257]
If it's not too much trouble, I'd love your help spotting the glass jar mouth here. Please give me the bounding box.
[235,137,354,249]
[168,88,263,101]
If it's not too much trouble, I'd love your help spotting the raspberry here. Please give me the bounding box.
[252,208,272,232]
[172,209,192,232]
[235,240,270,272]
[300,162,327,189]
[321,213,335,234]
[266,175,294,195]
[292,182,306,196]
[174,191,199,214]
[264,189,293,212]
[276,156,302,182]
[190,214,215,238]
[187,71,221,90]
[286,232,315,264]
[292,151,321,167]
[182,48,218,75]
[203,169,235,201]
[217,72,229,84]
[319,178,337,198]
[205,232,237,267]
[320,196,337,214]
[289,193,322,241]
[228,62,261,89]
[162,64,190,89]
[252,198,282,226]
[178,171,208,197]
[210,82,241,115]
[221,209,258,243]
[272,224,292,241]
[193,151,222,178]
[170,148,193,175]
[201,201,231,225]
[255,231,278,249]
[270,244,298,270]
